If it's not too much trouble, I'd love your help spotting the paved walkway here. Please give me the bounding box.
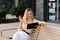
[0,22,19,40]
[0,22,19,31]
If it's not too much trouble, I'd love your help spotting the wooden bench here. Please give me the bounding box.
[30,22,60,40]
[29,21,45,40]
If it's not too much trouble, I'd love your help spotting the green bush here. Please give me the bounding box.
[10,0,28,17]
[0,0,28,23]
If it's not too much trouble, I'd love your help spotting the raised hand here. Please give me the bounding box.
[18,16,23,30]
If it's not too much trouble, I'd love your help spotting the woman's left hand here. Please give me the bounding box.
[38,22,46,27]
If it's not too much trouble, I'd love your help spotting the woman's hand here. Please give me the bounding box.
[38,22,46,27]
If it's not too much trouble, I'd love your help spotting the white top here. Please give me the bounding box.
[12,31,29,40]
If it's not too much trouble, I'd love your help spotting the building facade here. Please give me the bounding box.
[36,0,60,23]
[36,0,44,21]
[44,0,60,23]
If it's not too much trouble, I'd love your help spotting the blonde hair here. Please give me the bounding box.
[23,8,34,24]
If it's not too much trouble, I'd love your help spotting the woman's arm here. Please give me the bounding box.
[18,22,23,31]
[18,16,23,31]
[34,19,46,27]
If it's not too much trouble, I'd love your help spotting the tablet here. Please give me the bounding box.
[27,22,38,29]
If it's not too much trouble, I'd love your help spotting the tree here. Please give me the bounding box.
[0,0,28,19]
[0,0,13,19]
[10,0,28,17]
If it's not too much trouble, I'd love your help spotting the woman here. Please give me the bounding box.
[12,8,45,40]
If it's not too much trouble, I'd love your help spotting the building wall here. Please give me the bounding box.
[36,0,44,21]
[15,0,18,7]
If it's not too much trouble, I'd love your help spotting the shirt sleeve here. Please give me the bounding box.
[12,32,19,40]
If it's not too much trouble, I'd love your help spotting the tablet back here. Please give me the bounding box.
[27,22,38,29]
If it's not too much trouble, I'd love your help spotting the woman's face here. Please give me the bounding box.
[27,11,33,19]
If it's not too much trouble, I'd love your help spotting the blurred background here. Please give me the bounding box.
[0,0,36,24]
[0,0,60,23]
